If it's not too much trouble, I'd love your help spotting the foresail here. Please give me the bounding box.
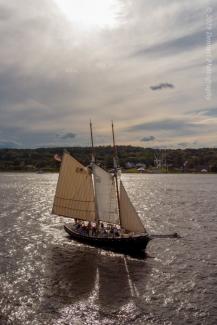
[93,164,119,225]
[119,181,145,233]
[52,153,96,221]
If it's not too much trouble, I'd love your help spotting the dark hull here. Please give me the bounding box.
[64,225,151,255]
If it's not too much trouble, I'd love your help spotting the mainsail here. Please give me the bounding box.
[52,150,146,234]
[119,181,145,233]
[92,164,119,224]
[52,153,96,221]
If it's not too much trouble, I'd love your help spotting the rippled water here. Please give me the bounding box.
[0,173,217,325]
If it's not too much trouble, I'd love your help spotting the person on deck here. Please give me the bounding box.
[110,226,114,237]
[92,225,97,237]
[87,221,92,236]
[114,227,120,237]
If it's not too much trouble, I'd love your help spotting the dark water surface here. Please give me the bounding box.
[0,173,217,325]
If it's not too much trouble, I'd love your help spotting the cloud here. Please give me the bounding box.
[0,140,20,149]
[126,116,217,145]
[177,141,198,148]
[58,132,77,140]
[141,136,156,142]
[150,83,174,91]
[0,127,79,148]
[194,107,217,117]
[0,5,15,21]
[0,0,216,148]
[177,142,189,147]
[134,30,207,58]
[127,118,195,132]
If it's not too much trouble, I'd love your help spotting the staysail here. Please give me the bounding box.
[92,164,119,224]
[52,153,96,221]
[119,181,145,233]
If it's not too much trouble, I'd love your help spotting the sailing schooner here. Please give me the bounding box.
[52,122,151,254]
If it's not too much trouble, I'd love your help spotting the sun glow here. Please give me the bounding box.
[54,0,120,29]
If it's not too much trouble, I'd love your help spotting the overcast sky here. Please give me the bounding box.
[0,0,216,148]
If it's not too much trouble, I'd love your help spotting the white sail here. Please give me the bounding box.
[52,153,96,221]
[119,181,145,233]
[92,164,119,224]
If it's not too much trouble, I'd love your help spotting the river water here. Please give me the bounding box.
[0,173,217,325]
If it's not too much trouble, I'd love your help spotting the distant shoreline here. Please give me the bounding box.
[1,146,217,173]
[0,170,216,175]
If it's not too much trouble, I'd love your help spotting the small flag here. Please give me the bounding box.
[54,154,62,162]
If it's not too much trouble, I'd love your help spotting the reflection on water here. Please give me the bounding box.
[45,245,98,304]
[40,243,150,324]
[1,173,217,324]
[97,255,131,311]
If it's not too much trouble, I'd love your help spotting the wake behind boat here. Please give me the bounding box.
[51,122,151,254]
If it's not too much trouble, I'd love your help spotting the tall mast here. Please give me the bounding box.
[89,120,99,226]
[90,120,95,163]
[111,121,122,227]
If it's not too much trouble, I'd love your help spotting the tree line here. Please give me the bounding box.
[0,146,217,172]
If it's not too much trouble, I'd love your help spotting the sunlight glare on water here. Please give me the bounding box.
[0,173,217,324]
